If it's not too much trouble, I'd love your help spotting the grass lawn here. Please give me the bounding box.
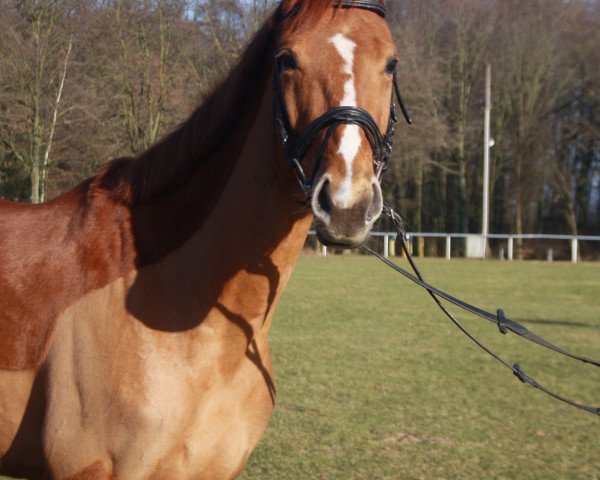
[3,255,599,479]
[240,255,599,480]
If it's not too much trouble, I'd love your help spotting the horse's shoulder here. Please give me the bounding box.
[0,179,135,371]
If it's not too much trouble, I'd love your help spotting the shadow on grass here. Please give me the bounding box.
[520,318,600,329]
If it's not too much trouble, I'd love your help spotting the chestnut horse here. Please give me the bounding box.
[0,1,400,478]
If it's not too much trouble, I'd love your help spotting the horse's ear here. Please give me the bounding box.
[280,0,301,12]
[279,0,301,20]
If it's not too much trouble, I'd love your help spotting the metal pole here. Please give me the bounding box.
[482,63,491,260]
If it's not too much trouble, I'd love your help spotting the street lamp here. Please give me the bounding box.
[482,63,492,259]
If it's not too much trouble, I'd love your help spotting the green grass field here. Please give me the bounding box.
[240,255,599,480]
[3,256,599,479]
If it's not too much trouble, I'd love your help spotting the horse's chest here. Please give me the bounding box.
[137,354,274,479]
[45,302,275,479]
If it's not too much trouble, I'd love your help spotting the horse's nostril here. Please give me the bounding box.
[317,179,332,216]
[365,181,383,224]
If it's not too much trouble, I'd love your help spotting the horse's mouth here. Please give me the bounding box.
[315,223,369,250]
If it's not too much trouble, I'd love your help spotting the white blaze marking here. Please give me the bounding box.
[329,33,361,208]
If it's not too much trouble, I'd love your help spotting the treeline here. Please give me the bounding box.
[0,0,273,202]
[385,0,600,253]
[1,0,599,243]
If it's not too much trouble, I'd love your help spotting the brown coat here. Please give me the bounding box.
[0,1,396,478]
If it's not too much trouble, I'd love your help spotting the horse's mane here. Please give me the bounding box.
[93,0,383,205]
[94,7,282,205]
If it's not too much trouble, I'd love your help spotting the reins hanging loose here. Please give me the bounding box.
[364,206,600,416]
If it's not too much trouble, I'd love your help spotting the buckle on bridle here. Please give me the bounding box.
[391,103,398,123]
[290,157,309,191]
[276,117,291,147]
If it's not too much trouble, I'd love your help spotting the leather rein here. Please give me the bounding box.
[276,1,600,416]
[364,207,599,416]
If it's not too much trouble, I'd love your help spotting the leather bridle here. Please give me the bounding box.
[273,0,412,193]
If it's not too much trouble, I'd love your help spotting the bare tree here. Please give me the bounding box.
[440,0,495,234]
[190,0,275,85]
[494,0,567,256]
[549,1,600,236]
[387,0,449,254]
[102,0,189,155]
[0,0,75,202]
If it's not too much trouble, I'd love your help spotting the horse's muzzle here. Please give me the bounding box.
[311,175,383,248]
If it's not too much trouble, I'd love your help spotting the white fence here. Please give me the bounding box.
[307,232,600,263]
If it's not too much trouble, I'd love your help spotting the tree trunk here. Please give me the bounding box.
[40,36,72,203]
[31,164,40,204]
[514,156,523,259]
[30,100,41,204]
[415,160,424,257]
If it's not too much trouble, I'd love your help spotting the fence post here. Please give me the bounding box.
[571,238,578,263]
[406,235,413,256]
[445,236,451,260]
[508,237,514,261]
[384,234,389,258]
[389,238,396,257]
[317,239,327,257]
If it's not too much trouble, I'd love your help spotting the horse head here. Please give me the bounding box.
[274,0,402,248]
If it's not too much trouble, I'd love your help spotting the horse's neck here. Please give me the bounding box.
[130,84,312,336]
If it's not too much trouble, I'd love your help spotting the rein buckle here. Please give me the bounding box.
[496,309,508,335]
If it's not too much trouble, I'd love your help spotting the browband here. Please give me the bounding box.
[281,1,387,20]
[337,0,386,18]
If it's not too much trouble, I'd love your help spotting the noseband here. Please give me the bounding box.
[273,0,412,193]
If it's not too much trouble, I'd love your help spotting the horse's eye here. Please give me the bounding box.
[277,50,298,71]
[385,58,398,74]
